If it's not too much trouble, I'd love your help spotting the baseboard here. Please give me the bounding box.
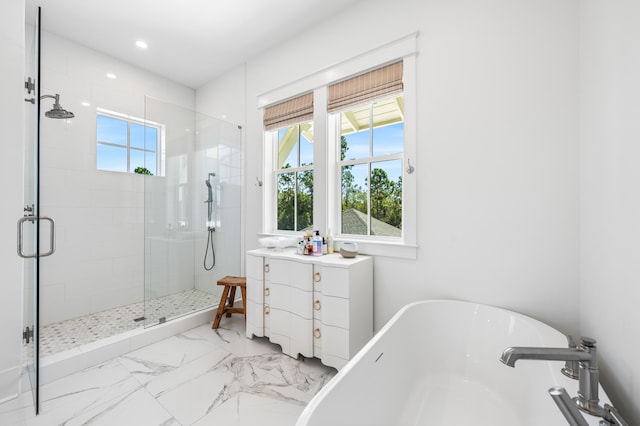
[0,365,20,404]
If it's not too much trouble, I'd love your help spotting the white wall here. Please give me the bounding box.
[0,0,25,402]
[580,1,640,424]
[199,0,581,333]
[38,32,195,324]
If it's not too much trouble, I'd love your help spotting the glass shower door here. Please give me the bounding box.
[20,6,41,413]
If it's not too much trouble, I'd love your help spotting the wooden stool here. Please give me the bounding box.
[212,276,246,329]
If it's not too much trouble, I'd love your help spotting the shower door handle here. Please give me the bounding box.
[17,215,56,258]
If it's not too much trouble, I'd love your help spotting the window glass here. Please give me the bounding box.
[341,121,369,161]
[373,122,404,156]
[370,160,402,235]
[96,144,127,172]
[278,126,299,168]
[130,149,145,172]
[97,115,127,146]
[299,123,314,166]
[341,163,368,235]
[338,94,404,237]
[296,170,313,231]
[277,170,295,231]
[275,121,314,232]
[145,126,158,151]
[130,123,145,149]
[145,152,157,175]
[372,98,404,156]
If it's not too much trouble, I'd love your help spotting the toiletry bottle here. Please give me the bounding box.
[326,229,334,254]
[322,237,328,255]
[313,231,323,256]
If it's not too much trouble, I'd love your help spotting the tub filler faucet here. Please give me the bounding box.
[500,337,629,426]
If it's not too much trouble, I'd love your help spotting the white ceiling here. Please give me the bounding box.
[26,0,362,89]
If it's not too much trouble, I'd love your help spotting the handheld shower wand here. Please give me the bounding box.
[205,173,215,230]
[204,173,216,271]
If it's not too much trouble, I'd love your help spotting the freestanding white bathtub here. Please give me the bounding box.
[297,300,609,426]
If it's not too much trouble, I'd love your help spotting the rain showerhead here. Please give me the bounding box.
[41,94,75,119]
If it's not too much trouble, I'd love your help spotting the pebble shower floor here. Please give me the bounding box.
[39,289,218,357]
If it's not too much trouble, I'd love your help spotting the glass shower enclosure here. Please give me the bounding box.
[26,9,242,416]
[143,98,242,326]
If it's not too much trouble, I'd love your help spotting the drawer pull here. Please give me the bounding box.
[314,328,321,338]
[314,300,321,311]
[265,287,270,296]
[264,306,270,315]
[264,264,270,273]
[314,272,321,282]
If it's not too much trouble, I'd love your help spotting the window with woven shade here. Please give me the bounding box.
[261,55,416,258]
[330,61,405,238]
[264,93,315,232]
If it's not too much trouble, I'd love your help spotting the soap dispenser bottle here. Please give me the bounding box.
[312,231,323,256]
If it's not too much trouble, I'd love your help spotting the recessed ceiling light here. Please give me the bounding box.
[106,72,117,79]
[136,40,148,49]
[81,101,91,107]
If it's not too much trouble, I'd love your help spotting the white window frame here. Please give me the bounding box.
[96,108,166,176]
[259,33,417,259]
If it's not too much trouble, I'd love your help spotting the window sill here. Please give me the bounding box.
[335,237,417,259]
[256,233,417,260]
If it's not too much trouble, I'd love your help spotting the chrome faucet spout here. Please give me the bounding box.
[500,337,604,418]
[500,346,593,367]
[501,337,630,425]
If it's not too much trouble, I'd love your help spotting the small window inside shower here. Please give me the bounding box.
[96,108,164,176]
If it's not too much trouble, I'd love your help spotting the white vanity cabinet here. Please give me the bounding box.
[245,249,373,370]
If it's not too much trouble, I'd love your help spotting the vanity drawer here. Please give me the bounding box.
[290,287,312,319]
[270,282,290,310]
[322,324,349,360]
[318,266,350,298]
[270,258,313,291]
[322,295,349,329]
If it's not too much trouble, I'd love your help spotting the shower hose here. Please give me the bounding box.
[204,227,216,271]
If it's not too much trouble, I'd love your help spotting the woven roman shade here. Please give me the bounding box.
[263,92,314,131]
[327,61,403,113]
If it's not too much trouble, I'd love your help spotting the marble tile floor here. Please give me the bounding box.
[2,316,336,426]
[39,289,218,357]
